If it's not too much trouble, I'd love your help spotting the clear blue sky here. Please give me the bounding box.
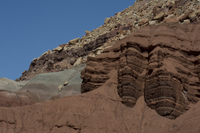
[0,0,135,80]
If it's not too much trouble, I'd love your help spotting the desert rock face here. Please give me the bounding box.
[17,0,200,81]
[81,23,200,119]
[1,0,200,132]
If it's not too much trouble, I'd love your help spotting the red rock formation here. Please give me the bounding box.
[2,0,200,131]
[0,23,200,133]
[81,23,200,119]
[0,68,200,133]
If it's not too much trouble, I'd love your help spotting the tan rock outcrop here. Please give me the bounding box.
[138,18,149,26]
[68,38,80,45]
[63,81,68,86]
[104,17,111,24]
[58,85,63,92]
[85,30,91,36]
[73,57,83,67]
[52,46,62,52]
[153,11,165,20]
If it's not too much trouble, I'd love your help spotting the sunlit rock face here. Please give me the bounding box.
[81,23,200,119]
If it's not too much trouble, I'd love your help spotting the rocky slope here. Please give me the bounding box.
[17,0,200,81]
[81,23,200,119]
[1,0,200,132]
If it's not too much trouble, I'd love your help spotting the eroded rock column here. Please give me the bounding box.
[118,42,148,106]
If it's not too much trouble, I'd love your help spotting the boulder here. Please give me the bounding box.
[189,10,200,21]
[63,81,69,86]
[149,20,157,25]
[73,57,83,67]
[153,11,165,20]
[68,38,80,45]
[52,46,62,52]
[163,17,179,23]
[178,9,194,22]
[85,30,91,36]
[33,58,37,61]
[41,51,48,57]
[138,18,149,26]
[58,85,63,92]
[104,17,111,24]
[47,49,52,54]
[183,19,190,24]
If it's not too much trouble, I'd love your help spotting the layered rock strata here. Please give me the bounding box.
[81,23,200,119]
[18,0,200,81]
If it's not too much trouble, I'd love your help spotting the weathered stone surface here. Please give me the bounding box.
[48,49,52,54]
[2,0,200,132]
[153,11,165,21]
[138,18,149,26]
[104,17,111,24]
[85,30,90,36]
[68,38,80,45]
[189,10,200,21]
[81,23,200,119]
[63,81,68,86]
[178,9,194,22]
[52,46,62,52]
[73,57,83,67]
[33,58,37,61]
[183,19,190,24]
[163,17,179,23]
[149,20,157,25]
[58,85,63,92]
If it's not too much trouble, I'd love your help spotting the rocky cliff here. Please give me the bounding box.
[81,23,200,119]
[1,0,200,132]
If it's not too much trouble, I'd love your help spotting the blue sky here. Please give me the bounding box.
[0,0,135,80]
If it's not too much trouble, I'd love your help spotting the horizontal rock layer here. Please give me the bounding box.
[81,23,200,119]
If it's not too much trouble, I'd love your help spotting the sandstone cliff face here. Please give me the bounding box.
[81,23,200,119]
